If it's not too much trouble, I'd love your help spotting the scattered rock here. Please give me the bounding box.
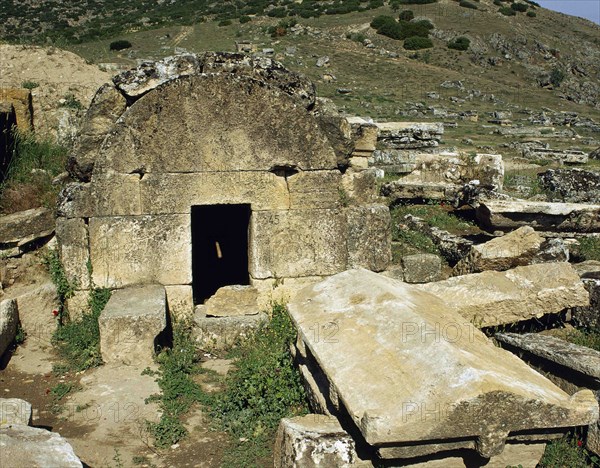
[0,208,55,257]
[204,285,259,317]
[0,398,32,426]
[316,56,329,67]
[98,285,167,366]
[420,262,589,327]
[0,299,18,358]
[0,425,82,467]
[476,198,600,233]
[401,253,442,283]
[538,168,600,204]
[274,414,365,468]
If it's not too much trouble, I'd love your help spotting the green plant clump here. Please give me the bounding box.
[213,302,307,462]
[527,10,536,17]
[566,329,600,352]
[511,2,529,12]
[21,80,39,89]
[448,36,470,50]
[399,10,414,21]
[109,39,132,51]
[540,435,598,467]
[549,67,566,87]
[144,320,209,448]
[577,237,600,261]
[499,6,517,15]
[404,35,434,50]
[459,0,478,9]
[60,93,84,110]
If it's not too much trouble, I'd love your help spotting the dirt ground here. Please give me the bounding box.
[1,339,232,468]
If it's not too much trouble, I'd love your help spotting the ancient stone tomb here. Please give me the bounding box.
[56,54,391,317]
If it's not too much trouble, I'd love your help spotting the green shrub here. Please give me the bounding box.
[414,19,434,30]
[397,0,437,4]
[511,2,529,11]
[404,35,433,50]
[144,320,209,448]
[60,93,83,110]
[526,10,536,17]
[371,15,397,30]
[540,435,598,467]
[218,19,232,27]
[377,20,404,39]
[577,237,600,261]
[448,36,470,50]
[459,0,478,9]
[499,6,517,15]
[399,10,414,21]
[21,80,38,89]
[549,67,566,87]
[109,39,131,51]
[239,15,251,23]
[267,7,287,18]
[213,302,307,437]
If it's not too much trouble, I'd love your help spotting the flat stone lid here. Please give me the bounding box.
[100,284,165,318]
[288,269,598,455]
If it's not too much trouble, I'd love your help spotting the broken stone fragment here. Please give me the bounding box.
[98,285,167,367]
[452,226,566,275]
[274,414,367,468]
[204,285,259,317]
[0,299,18,358]
[538,168,600,204]
[421,262,588,327]
[193,307,266,351]
[0,425,82,467]
[476,198,600,233]
[0,208,55,255]
[0,398,32,426]
[288,269,598,460]
[401,253,442,283]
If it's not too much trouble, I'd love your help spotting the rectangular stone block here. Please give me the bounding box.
[287,170,341,210]
[346,205,391,272]
[288,269,598,459]
[139,171,289,214]
[89,215,191,288]
[99,285,167,366]
[165,285,194,320]
[249,209,347,279]
[56,217,90,290]
[419,263,589,327]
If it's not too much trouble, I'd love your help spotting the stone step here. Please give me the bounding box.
[98,284,167,367]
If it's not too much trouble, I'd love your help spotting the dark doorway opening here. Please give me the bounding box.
[191,204,251,304]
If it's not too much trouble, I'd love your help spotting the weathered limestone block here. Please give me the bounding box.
[346,205,391,272]
[340,169,379,205]
[402,254,442,283]
[56,218,90,290]
[420,263,589,327]
[86,173,143,216]
[67,84,127,182]
[193,308,267,350]
[288,170,341,210]
[0,208,54,254]
[165,285,193,320]
[204,285,259,317]
[572,262,600,330]
[315,111,354,168]
[376,122,444,149]
[0,398,32,426]
[139,171,290,214]
[4,281,58,346]
[274,414,367,468]
[99,285,167,366]
[453,226,544,275]
[249,209,347,279]
[288,269,598,460]
[57,183,93,219]
[0,425,82,467]
[0,87,33,130]
[495,333,600,382]
[351,123,378,152]
[0,299,18,357]
[380,180,462,202]
[371,150,416,174]
[476,199,600,233]
[98,74,336,174]
[89,215,191,288]
[251,276,323,311]
[495,333,600,456]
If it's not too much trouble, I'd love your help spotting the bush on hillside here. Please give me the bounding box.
[459,0,478,9]
[399,10,414,21]
[371,15,396,30]
[404,35,433,50]
[511,2,529,11]
[499,6,516,15]
[448,36,470,50]
[109,39,131,51]
[527,10,536,17]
